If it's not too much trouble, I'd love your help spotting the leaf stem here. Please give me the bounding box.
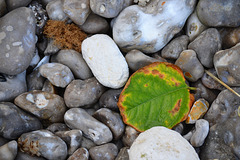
[188,87,197,90]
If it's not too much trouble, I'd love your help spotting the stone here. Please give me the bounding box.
[14,90,67,123]
[81,136,96,150]
[122,126,140,147]
[46,0,68,21]
[196,0,240,27]
[125,49,162,71]
[0,0,7,17]
[18,130,67,160]
[0,102,42,139]
[29,48,40,68]
[64,108,113,145]
[113,0,196,53]
[6,0,32,11]
[0,137,9,147]
[93,108,125,140]
[64,78,105,107]
[27,68,45,91]
[129,126,199,160]
[186,98,209,124]
[214,43,240,86]
[0,71,27,101]
[46,123,70,133]
[67,147,89,160]
[161,35,189,59]
[115,147,129,160]
[89,143,118,160]
[90,0,124,18]
[39,63,74,88]
[175,50,204,82]
[51,49,92,79]
[0,140,18,160]
[42,79,56,94]
[172,123,184,134]
[188,28,222,68]
[63,0,91,25]
[15,151,47,160]
[190,119,209,147]
[0,7,36,75]
[201,68,225,90]
[82,34,129,88]
[220,27,240,49]
[44,38,60,55]
[79,13,109,34]
[99,88,122,111]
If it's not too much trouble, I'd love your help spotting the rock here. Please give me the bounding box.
[39,63,74,88]
[99,88,122,111]
[0,71,27,101]
[15,151,47,160]
[175,50,204,82]
[6,0,32,11]
[64,78,105,107]
[188,28,221,68]
[90,0,124,18]
[190,119,209,147]
[172,123,184,134]
[220,27,240,49]
[64,108,113,145]
[93,108,125,140]
[79,13,109,34]
[46,0,68,21]
[161,35,189,59]
[82,34,129,88]
[63,0,91,25]
[115,147,129,160]
[42,79,56,94]
[41,0,55,7]
[67,147,89,160]
[44,38,60,55]
[27,68,45,91]
[29,48,40,68]
[0,140,18,160]
[214,43,240,86]
[18,130,67,160]
[185,11,207,41]
[51,49,92,79]
[89,143,118,160]
[129,126,199,160]
[0,7,36,75]
[196,0,240,27]
[0,0,7,17]
[201,68,225,90]
[55,130,82,155]
[14,90,67,123]
[0,137,9,147]
[125,49,162,71]
[186,98,209,124]
[0,102,42,139]
[46,123,70,133]
[113,0,196,53]
[81,136,96,150]
[122,126,140,147]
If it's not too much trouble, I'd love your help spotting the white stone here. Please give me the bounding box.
[82,34,129,89]
[129,126,199,160]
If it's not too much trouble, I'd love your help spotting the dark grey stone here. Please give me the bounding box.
[89,143,118,160]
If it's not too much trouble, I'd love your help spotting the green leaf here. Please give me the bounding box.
[118,62,194,132]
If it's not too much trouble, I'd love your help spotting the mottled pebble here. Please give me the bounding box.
[67,147,89,160]
[0,140,18,160]
[99,88,122,111]
[89,143,118,160]
[122,126,140,147]
[46,0,68,21]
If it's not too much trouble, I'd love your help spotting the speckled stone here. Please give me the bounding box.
[89,143,118,160]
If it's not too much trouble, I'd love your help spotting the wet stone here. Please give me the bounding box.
[6,0,32,11]
[122,126,140,147]
[0,102,42,139]
[64,78,105,108]
[115,147,129,160]
[44,38,60,55]
[39,63,74,88]
[99,88,122,111]
[27,68,45,91]
[64,108,113,145]
[18,130,67,160]
[46,123,70,134]
[0,140,18,160]
[188,28,222,68]
[67,147,89,160]
[14,90,67,123]
[46,0,68,21]
[161,35,189,59]
[220,27,240,49]
[89,143,118,160]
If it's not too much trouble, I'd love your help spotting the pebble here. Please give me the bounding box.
[44,38,60,55]
[122,126,140,147]
[82,34,129,88]
[125,49,162,71]
[15,151,47,160]
[129,126,199,160]
[172,123,184,134]
[79,13,109,34]
[55,130,82,155]
[0,7,36,75]
[42,79,56,94]
[18,130,68,160]
[27,68,45,91]
[214,43,240,86]
[29,48,40,68]
[51,49,93,80]
[67,147,89,160]
[190,119,209,147]
[220,26,240,49]
[64,78,105,107]
[5,0,32,11]
[0,140,18,160]
[14,90,67,123]
[81,136,96,150]
[113,0,196,53]
[0,137,9,146]
[175,50,204,82]
[115,147,129,160]
[46,123,70,133]
[39,63,74,88]
[89,143,118,160]
[0,0,7,17]
[188,28,222,68]
[99,88,122,111]
[46,0,68,21]
[161,35,189,59]
[0,102,42,139]
[93,108,125,140]
[64,108,113,145]
[196,0,240,27]
[0,71,27,101]
[201,68,225,90]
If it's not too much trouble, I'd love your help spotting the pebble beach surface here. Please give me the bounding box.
[0,0,240,159]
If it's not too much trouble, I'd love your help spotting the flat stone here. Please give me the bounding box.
[89,143,118,160]
[0,140,18,160]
